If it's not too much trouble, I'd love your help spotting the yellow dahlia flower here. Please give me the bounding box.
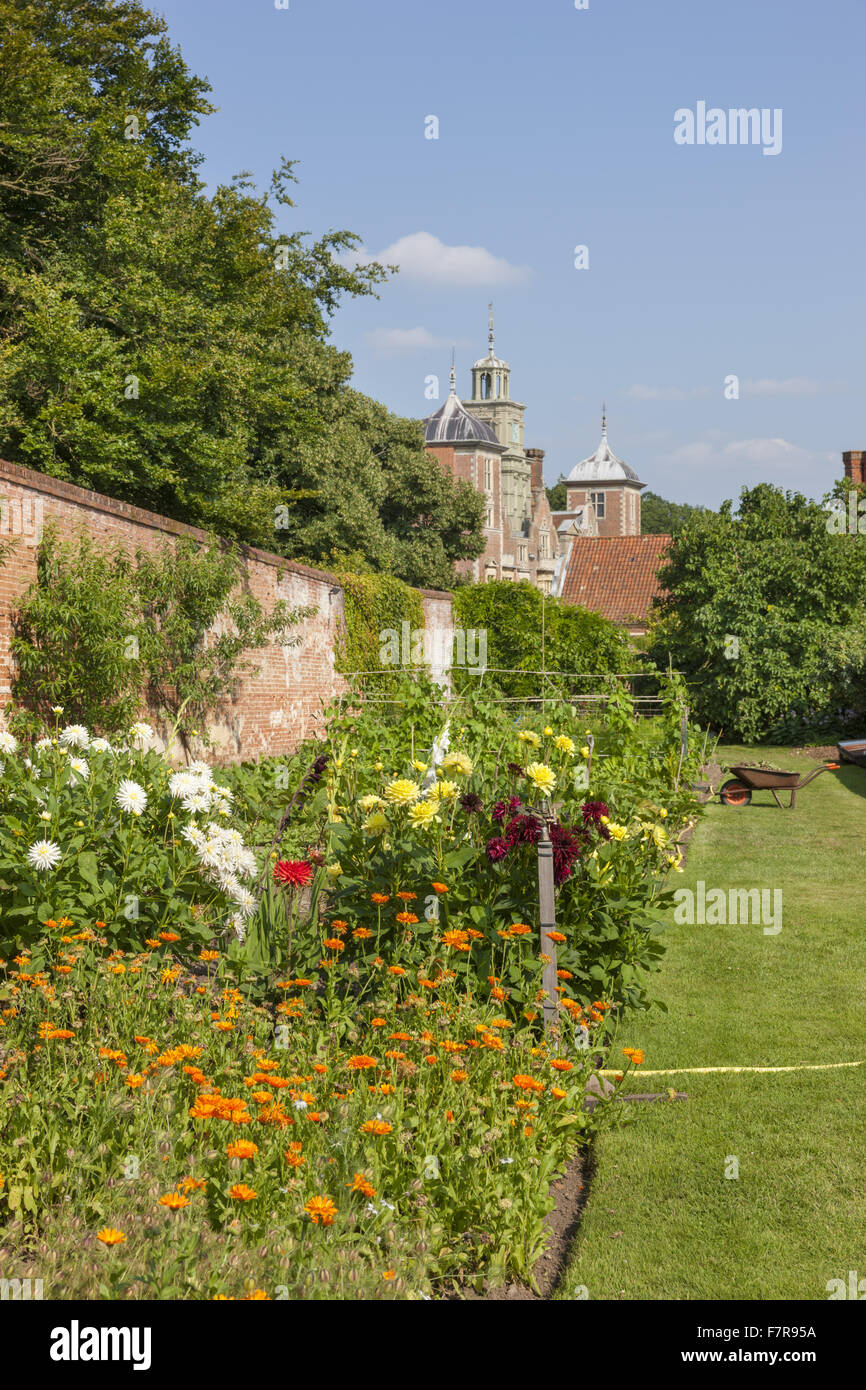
[358,794,385,813]
[607,823,627,841]
[407,800,437,827]
[525,762,556,795]
[363,812,389,835]
[384,778,421,806]
[517,730,541,749]
[441,752,473,776]
[554,735,575,754]
[429,778,458,802]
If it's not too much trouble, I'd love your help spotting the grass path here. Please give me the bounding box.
[557,746,866,1300]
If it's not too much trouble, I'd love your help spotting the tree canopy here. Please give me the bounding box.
[640,491,706,535]
[648,483,866,741]
[0,0,484,589]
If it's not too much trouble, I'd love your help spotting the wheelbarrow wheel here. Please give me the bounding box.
[720,778,752,807]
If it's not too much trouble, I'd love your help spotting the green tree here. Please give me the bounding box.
[0,0,483,587]
[546,477,568,511]
[452,581,633,699]
[640,491,706,535]
[648,483,866,741]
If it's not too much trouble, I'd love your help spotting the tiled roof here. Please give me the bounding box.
[560,534,671,625]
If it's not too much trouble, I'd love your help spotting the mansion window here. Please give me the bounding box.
[485,501,494,528]
[539,529,549,558]
[484,458,492,491]
[518,543,528,565]
[590,491,606,519]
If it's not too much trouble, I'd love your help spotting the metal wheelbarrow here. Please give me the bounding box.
[719,762,837,809]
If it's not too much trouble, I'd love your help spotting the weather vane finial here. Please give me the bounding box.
[450,346,456,393]
[488,301,494,355]
[602,401,607,436]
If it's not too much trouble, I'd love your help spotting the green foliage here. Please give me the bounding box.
[648,483,866,742]
[546,477,568,511]
[10,529,144,734]
[334,572,425,681]
[134,539,306,753]
[640,491,707,535]
[10,530,306,747]
[0,0,483,588]
[452,580,634,698]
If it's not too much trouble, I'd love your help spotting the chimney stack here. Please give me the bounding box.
[525,447,545,490]
[843,451,865,485]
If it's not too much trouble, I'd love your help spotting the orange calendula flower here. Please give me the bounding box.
[431,882,449,893]
[96,1228,126,1246]
[198,950,220,962]
[395,891,417,901]
[441,929,471,950]
[227,1140,258,1159]
[159,932,180,943]
[158,1192,190,1210]
[546,931,567,943]
[322,938,345,952]
[451,1069,468,1082]
[388,965,406,976]
[370,893,390,905]
[352,927,372,940]
[512,1074,545,1094]
[346,1055,378,1070]
[305,1195,337,1226]
[177,1177,207,1193]
[360,1119,393,1136]
[285,1150,305,1168]
[551,1087,568,1099]
[346,1172,376,1197]
[550,1059,574,1072]
[227,1184,257,1201]
[125,1073,147,1089]
[395,912,418,925]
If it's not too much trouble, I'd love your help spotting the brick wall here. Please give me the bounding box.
[0,459,452,762]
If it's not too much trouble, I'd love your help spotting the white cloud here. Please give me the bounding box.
[627,384,711,401]
[652,435,838,503]
[365,326,459,355]
[350,231,531,286]
[741,377,845,397]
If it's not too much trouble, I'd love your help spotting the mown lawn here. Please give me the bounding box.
[558,745,866,1300]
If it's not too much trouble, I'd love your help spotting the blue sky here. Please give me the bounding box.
[154,0,865,506]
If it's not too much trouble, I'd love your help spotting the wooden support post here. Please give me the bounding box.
[536,799,559,1033]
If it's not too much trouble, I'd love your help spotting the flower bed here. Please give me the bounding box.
[0,682,700,1297]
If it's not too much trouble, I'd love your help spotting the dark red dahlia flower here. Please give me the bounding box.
[460,792,484,815]
[504,813,541,848]
[550,822,583,885]
[485,836,509,863]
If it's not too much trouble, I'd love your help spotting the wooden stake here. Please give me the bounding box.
[536,799,559,1032]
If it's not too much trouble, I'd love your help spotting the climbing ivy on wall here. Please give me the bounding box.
[335,572,425,681]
